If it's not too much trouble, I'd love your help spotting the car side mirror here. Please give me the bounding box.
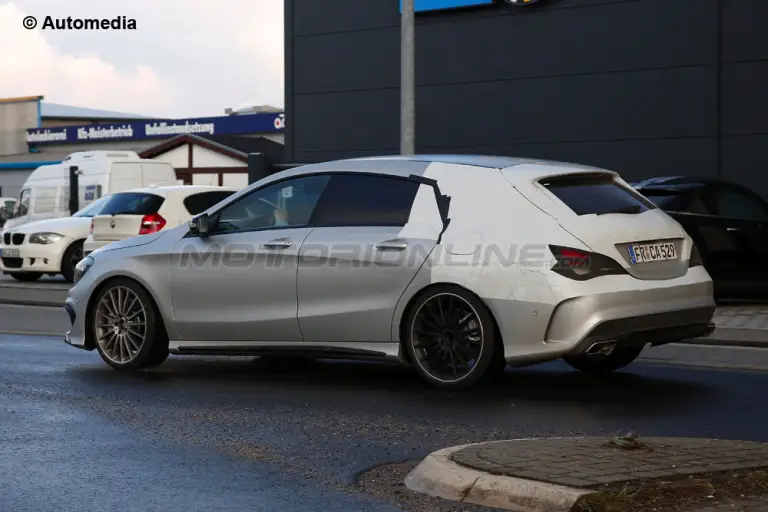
[189,213,210,236]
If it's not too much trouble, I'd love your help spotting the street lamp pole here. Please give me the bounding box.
[400,0,415,155]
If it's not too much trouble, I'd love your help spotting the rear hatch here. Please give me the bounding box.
[91,192,165,242]
[504,170,689,280]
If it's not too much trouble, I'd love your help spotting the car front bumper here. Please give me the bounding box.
[0,241,68,273]
[64,286,92,350]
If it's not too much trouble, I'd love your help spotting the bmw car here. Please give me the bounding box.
[64,155,716,388]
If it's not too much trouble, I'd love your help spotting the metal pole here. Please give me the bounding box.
[400,0,415,155]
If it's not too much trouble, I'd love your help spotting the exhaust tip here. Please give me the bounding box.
[586,341,618,356]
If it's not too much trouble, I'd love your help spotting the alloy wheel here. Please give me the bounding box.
[410,292,485,384]
[94,286,148,364]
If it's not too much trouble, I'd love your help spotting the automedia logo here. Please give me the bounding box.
[24,15,138,30]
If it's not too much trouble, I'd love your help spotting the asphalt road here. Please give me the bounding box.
[2,335,768,512]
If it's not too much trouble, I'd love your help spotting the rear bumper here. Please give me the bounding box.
[494,270,716,365]
[545,280,715,346]
[83,238,110,256]
[567,317,715,357]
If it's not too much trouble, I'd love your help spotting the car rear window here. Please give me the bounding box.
[640,192,689,210]
[98,192,165,216]
[183,191,236,215]
[540,174,656,216]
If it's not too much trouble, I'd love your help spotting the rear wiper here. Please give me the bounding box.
[598,206,642,215]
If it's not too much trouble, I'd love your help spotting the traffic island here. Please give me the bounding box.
[403,436,768,511]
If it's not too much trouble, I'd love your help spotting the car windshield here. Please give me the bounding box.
[73,196,110,218]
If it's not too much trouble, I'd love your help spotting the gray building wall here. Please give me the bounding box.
[285,0,768,195]
[0,100,38,156]
[0,170,33,200]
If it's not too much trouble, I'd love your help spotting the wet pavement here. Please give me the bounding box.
[2,334,768,511]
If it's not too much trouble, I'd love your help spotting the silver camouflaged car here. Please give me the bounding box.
[64,155,716,388]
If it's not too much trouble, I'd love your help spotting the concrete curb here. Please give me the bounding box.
[691,327,768,347]
[404,441,594,512]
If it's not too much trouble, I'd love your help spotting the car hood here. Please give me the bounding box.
[90,231,167,256]
[6,216,91,236]
[1,217,27,232]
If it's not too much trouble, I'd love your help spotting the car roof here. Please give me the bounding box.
[287,154,611,178]
[113,185,237,197]
[347,154,539,169]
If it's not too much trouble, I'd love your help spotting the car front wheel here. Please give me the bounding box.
[405,285,499,389]
[61,240,84,283]
[563,345,644,374]
[90,278,168,371]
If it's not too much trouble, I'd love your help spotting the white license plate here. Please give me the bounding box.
[0,248,20,258]
[628,242,677,264]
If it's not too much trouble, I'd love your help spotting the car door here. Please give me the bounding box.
[704,184,768,296]
[297,173,447,343]
[168,174,331,344]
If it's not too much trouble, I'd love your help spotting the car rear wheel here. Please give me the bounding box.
[61,240,84,283]
[563,345,644,374]
[9,272,42,282]
[91,278,168,371]
[405,285,499,389]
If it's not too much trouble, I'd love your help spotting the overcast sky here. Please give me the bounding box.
[0,1,283,118]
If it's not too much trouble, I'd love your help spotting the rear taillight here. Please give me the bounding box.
[689,244,703,268]
[139,213,166,235]
[89,220,94,234]
[549,245,627,281]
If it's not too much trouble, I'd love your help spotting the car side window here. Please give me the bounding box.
[715,188,768,220]
[212,175,330,234]
[183,191,236,216]
[310,174,420,227]
[15,189,30,217]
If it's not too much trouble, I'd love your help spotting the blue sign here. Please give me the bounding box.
[400,0,542,13]
[26,112,285,145]
[400,0,492,12]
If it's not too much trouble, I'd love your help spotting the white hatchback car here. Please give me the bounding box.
[64,155,716,388]
[83,186,237,256]
[1,196,110,282]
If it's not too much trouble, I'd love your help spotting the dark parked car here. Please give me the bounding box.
[632,177,768,301]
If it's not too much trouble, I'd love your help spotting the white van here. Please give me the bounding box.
[2,151,177,231]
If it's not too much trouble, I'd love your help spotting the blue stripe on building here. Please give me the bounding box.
[25,112,285,146]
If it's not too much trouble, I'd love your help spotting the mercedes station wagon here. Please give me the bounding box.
[64,155,716,388]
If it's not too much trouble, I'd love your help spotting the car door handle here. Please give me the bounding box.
[375,239,408,251]
[726,227,740,232]
[263,238,293,249]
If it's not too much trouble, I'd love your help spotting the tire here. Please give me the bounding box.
[142,345,170,367]
[61,240,84,283]
[89,278,168,371]
[563,346,644,375]
[9,272,42,282]
[404,285,500,389]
